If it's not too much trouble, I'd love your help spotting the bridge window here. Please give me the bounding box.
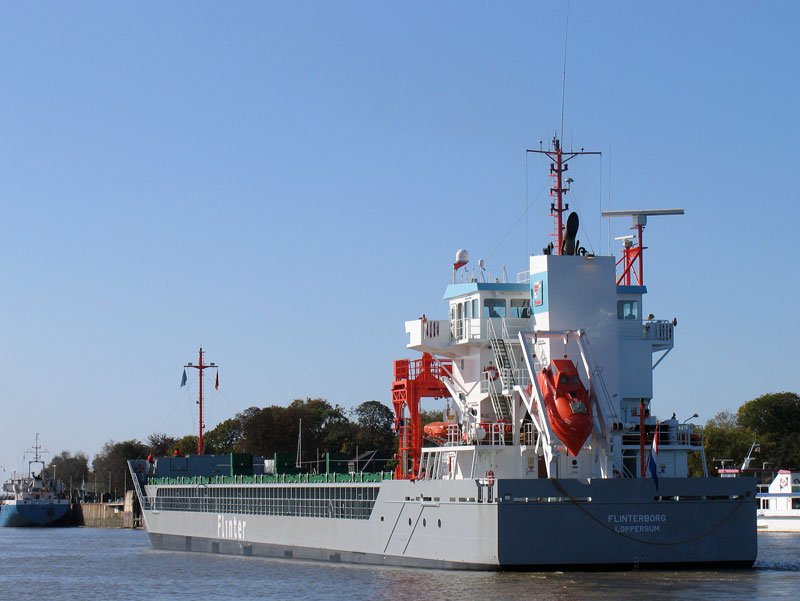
[472,299,478,318]
[483,299,506,318]
[510,299,531,318]
[617,300,639,320]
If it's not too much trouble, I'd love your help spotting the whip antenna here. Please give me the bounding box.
[560,0,571,141]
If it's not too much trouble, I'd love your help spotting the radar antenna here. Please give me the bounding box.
[602,209,684,286]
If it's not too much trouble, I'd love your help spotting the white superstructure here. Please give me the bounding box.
[757,471,800,532]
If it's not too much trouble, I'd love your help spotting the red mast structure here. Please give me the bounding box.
[184,347,218,455]
[528,137,600,254]
[602,209,685,287]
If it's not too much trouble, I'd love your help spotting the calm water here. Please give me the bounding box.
[1,528,798,600]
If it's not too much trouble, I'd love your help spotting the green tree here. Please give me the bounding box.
[91,439,147,499]
[205,417,244,454]
[737,392,800,468]
[352,400,395,459]
[420,409,443,425]
[174,435,199,456]
[239,405,293,456]
[146,433,177,457]
[45,451,89,497]
[701,411,755,476]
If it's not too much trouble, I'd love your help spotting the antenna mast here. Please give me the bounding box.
[527,138,600,254]
[184,347,219,455]
[603,209,685,285]
[26,433,47,477]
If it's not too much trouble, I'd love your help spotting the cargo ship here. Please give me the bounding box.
[1,435,70,527]
[130,137,756,569]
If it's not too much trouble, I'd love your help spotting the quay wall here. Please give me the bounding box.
[70,490,141,528]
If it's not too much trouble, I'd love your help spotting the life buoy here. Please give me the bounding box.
[780,476,789,488]
[486,470,495,486]
[483,366,499,381]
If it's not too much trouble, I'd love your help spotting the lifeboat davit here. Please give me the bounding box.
[537,359,592,456]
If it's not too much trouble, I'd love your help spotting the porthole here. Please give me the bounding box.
[408,517,412,526]
[380,516,384,522]
[423,518,427,527]
[438,519,442,528]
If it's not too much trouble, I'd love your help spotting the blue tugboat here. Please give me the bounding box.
[0,435,69,527]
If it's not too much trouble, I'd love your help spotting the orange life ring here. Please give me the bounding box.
[486,470,495,486]
[780,476,789,488]
[483,366,499,381]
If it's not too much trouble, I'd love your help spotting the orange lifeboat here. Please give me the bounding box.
[423,421,450,441]
[537,359,592,456]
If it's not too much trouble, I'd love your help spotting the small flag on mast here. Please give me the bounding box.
[180,369,187,387]
[215,371,219,390]
[647,421,661,490]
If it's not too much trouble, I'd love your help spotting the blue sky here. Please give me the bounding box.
[1,1,798,470]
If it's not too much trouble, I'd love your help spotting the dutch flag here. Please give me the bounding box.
[647,421,660,490]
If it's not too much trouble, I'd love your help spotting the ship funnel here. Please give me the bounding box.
[562,212,579,256]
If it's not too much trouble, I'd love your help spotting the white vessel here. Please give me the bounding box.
[130,137,756,569]
[757,471,800,532]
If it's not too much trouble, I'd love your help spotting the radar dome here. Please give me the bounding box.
[455,249,469,264]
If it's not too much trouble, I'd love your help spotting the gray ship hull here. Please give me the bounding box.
[138,476,757,570]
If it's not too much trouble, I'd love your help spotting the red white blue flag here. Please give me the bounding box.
[647,421,660,489]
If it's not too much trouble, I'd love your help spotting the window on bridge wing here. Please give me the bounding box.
[510,298,531,318]
[617,300,639,320]
[483,298,506,318]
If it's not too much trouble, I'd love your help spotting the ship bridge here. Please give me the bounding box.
[405,282,531,354]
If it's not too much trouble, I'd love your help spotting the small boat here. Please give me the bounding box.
[757,471,800,532]
[0,435,70,527]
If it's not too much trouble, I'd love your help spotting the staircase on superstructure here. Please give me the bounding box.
[487,317,517,424]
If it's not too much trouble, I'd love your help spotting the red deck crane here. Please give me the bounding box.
[391,352,451,479]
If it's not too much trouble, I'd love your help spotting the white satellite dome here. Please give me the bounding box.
[455,249,469,264]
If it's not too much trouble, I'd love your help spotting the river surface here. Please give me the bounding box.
[0,528,798,600]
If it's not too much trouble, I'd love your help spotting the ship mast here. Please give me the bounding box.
[527,137,600,254]
[184,347,218,455]
[26,433,47,477]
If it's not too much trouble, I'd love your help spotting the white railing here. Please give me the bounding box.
[445,424,461,446]
[522,422,536,446]
[642,320,673,342]
[450,318,480,342]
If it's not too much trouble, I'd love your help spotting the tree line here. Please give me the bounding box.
[44,398,406,499]
[44,391,796,498]
[694,391,800,477]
